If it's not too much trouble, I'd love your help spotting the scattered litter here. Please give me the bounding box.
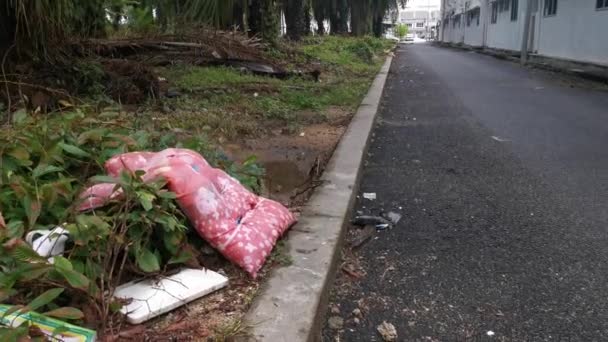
[253,92,259,97]
[330,304,341,315]
[491,136,510,142]
[327,316,344,330]
[381,266,396,279]
[375,223,390,231]
[352,308,362,317]
[386,211,402,225]
[362,192,377,200]
[114,268,228,324]
[353,317,361,325]
[377,321,398,341]
[341,262,365,278]
[25,226,70,262]
[79,148,297,277]
[352,215,391,227]
[487,330,496,336]
[0,304,97,341]
[299,132,306,137]
[350,225,375,249]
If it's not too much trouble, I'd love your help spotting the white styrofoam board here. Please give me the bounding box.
[114,268,228,324]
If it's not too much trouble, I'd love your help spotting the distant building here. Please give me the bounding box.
[399,0,442,39]
[440,0,608,66]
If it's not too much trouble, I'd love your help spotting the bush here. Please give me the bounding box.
[0,107,263,337]
[300,36,394,74]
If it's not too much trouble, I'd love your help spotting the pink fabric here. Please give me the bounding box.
[79,148,296,277]
[105,152,157,177]
[78,183,121,211]
[0,212,5,229]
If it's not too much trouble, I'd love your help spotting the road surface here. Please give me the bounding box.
[322,44,608,341]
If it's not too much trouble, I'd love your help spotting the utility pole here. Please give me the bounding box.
[520,0,534,65]
[440,0,446,41]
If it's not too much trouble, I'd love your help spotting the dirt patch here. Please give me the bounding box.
[101,59,160,104]
[224,107,353,205]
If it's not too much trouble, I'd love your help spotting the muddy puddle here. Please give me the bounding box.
[224,116,350,205]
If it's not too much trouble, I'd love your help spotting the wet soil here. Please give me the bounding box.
[225,107,352,206]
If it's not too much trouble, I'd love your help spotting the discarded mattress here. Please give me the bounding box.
[79,148,296,277]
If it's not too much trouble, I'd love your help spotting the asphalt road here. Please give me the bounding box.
[322,44,608,341]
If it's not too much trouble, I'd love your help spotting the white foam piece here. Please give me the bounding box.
[114,268,228,324]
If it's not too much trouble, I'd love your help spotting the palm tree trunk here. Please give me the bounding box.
[312,0,326,35]
[304,1,312,36]
[284,0,306,40]
[373,13,384,37]
[249,0,279,44]
[350,0,372,36]
[0,5,16,51]
[330,0,349,34]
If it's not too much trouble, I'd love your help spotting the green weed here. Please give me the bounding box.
[269,239,293,267]
[214,319,250,341]
[164,66,275,92]
[0,107,265,339]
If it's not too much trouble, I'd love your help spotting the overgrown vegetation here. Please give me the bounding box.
[0,0,395,335]
[1,0,405,58]
[0,108,264,338]
[149,36,393,138]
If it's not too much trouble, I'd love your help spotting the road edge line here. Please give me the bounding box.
[243,55,394,342]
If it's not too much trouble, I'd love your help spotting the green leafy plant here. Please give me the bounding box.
[395,23,408,39]
[0,107,264,338]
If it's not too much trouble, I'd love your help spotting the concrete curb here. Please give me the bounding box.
[244,56,393,342]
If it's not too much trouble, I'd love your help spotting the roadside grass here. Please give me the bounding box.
[269,239,293,267]
[214,319,250,341]
[150,36,393,140]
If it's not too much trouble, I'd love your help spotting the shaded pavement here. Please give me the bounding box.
[322,44,608,341]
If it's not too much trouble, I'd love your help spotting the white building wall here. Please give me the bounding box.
[537,1,608,66]
[441,0,608,66]
[485,0,526,51]
[447,14,465,43]
[463,5,486,46]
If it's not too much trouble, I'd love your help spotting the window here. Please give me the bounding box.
[491,2,498,23]
[511,0,518,21]
[453,14,461,28]
[499,0,510,12]
[466,8,480,27]
[544,0,557,16]
[406,23,413,28]
[416,22,424,28]
[597,0,608,9]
